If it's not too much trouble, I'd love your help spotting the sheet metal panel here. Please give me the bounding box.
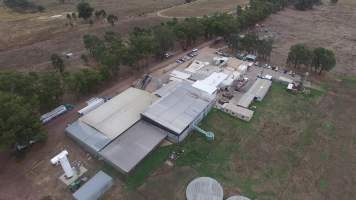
[73,171,113,200]
[80,88,158,139]
[66,121,111,156]
[142,83,215,134]
[99,120,167,174]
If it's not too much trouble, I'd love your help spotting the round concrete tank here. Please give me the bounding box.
[226,195,251,200]
[186,177,223,200]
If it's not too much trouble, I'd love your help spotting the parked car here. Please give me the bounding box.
[164,52,173,58]
[236,53,246,60]
[184,56,192,61]
[192,52,198,56]
[192,48,198,52]
[176,59,183,64]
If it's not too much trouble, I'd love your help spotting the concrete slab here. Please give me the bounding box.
[59,166,87,186]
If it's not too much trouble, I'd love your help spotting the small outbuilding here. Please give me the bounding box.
[246,78,272,101]
[222,103,254,122]
[73,171,113,200]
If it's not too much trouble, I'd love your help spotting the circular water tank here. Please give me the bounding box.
[186,177,223,200]
[226,195,251,200]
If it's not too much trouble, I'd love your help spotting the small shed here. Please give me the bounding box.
[73,171,113,200]
[186,177,223,200]
[223,103,254,122]
[237,93,255,108]
[247,78,272,101]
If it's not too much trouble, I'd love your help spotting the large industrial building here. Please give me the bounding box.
[142,82,216,143]
[65,53,276,175]
[66,88,167,173]
[66,83,216,173]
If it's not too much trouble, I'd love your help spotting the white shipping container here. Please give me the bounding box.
[78,98,105,116]
[41,105,68,124]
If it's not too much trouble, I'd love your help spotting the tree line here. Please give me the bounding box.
[287,44,336,74]
[0,71,64,150]
[229,33,273,61]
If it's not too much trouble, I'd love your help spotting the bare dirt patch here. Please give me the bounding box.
[262,1,356,75]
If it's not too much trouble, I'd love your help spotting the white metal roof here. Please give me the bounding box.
[192,72,228,94]
[142,83,215,134]
[170,70,191,80]
[78,98,105,115]
[80,87,158,139]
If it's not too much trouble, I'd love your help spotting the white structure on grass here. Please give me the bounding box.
[186,177,223,200]
[226,195,251,200]
[50,150,74,178]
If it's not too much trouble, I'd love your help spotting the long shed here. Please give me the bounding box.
[73,171,113,200]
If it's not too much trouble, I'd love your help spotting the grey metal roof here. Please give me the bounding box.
[154,80,182,97]
[99,120,167,173]
[142,83,215,134]
[223,103,254,119]
[237,93,255,108]
[247,78,272,100]
[66,121,111,155]
[73,171,113,200]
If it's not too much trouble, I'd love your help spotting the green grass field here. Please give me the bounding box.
[123,83,328,199]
